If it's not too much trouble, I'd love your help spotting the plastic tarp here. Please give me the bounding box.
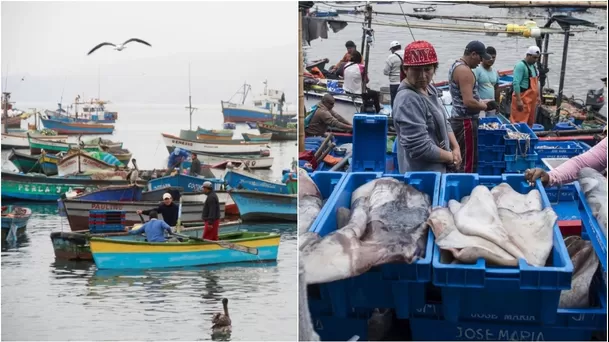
[88,151,123,167]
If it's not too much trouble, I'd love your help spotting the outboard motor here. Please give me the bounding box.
[585,79,605,112]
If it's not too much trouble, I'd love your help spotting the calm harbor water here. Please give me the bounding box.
[1,103,298,340]
[305,3,608,117]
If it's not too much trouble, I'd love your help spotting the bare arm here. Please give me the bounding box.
[454,66,487,111]
[548,138,607,185]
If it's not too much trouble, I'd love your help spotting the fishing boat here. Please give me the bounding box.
[57,150,124,176]
[0,171,146,201]
[197,128,234,140]
[8,149,59,176]
[49,220,243,261]
[60,198,222,231]
[242,132,272,142]
[1,115,21,129]
[2,131,68,150]
[90,231,280,269]
[246,122,258,129]
[185,152,275,170]
[224,169,289,194]
[27,134,122,155]
[1,206,32,241]
[258,123,297,141]
[229,190,296,222]
[45,98,118,124]
[162,132,269,155]
[147,173,224,192]
[40,117,115,135]
[309,7,339,17]
[413,6,436,12]
[221,81,296,123]
[102,148,132,165]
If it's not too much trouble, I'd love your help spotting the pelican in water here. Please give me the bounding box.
[87,38,151,55]
[211,298,232,335]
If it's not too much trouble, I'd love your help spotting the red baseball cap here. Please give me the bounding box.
[403,40,438,66]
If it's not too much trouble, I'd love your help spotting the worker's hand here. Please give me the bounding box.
[452,148,462,168]
[136,210,142,215]
[124,226,130,232]
[524,168,550,186]
[485,100,499,111]
[516,99,524,112]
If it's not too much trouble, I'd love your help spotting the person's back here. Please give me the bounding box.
[128,216,172,242]
[343,62,363,95]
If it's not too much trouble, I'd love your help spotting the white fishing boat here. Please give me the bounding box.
[57,151,122,176]
[1,131,68,150]
[161,133,269,155]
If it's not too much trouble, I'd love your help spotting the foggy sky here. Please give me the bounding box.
[1,1,297,106]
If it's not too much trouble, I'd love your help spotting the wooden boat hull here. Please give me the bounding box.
[2,132,68,150]
[60,198,222,231]
[162,133,268,155]
[50,221,243,260]
[40,117,114,135]
[257,123,297,141]
[8,149,58,176]
[28,135,118,155]
[0,171,146,201]
[1,116,21,128]
[224,169,289,194]
[242,132,272,142]
[180,152,275,170]
[147,174,224,193]
[229,190,296,222]
[57,151,120,176]
[141,186,234,206]
[90,231,280,269]
[221,101,277,123]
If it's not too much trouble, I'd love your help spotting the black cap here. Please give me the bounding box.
[345,40,356,48]
[465,41,492,60]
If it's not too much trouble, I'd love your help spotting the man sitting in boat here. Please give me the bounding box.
[329,40,360,74]
[126,210,177,242]
[136,193,179,227]
[202,181,221,241]
[305,94,352,137]
[190,153,201,177]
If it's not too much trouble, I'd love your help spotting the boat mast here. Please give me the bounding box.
[361,3,373,95]
[97,65,101,100]
[2,92,9,134]
[186,62,198,131]
[298,4,306,152]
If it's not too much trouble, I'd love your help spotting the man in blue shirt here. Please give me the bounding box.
[126,210,176,242]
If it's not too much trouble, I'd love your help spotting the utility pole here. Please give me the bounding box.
[2,92,10,134]
[186,62,198,131]
[362,3,373,95]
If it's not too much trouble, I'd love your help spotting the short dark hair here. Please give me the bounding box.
[345,40,356,48]
[148,210,158,219]
[486,46,497,55]
[350,51,363,63]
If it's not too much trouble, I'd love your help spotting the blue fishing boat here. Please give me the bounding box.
[40,117,114,135]
[228,190,296,222]
[224,169,289,194]
[1,206,32,241]
[221,81,296,123]
[90,231,280,270]
[147,174,225,193]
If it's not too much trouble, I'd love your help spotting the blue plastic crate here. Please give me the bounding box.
[502,123,539,156]
[534,141,591,159]
[478,117,507,146]
[478,144,505,162]
[504,152,539,172]
[576,182,607,275]
[89,210,126,215]
[432,174,573,324]
[543,184,580,221]
[385,153,399,174]
[352,114,388,172]
[310,172,439,319]
[310,314,370,341]
[477,161,505,175]
[89,225,126,234]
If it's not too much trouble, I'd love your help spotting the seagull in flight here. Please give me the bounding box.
[87,38,151,55]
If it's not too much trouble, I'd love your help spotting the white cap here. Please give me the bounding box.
[526,46,541,56]
[162,193,172,200]
[203,181,213,189]
[389,41,400,50]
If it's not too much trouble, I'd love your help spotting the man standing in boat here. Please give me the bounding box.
[190,153,201,177]
[202,181,221,241]
[448,41,499,173]
[474,46,500,116]
[136,193,179,227]
[510,46,541,127]
[384,40,402,108]
[305,94,352,137]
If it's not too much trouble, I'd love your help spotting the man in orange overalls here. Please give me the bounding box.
[510,46,541,126]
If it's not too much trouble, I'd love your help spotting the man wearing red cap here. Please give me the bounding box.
[393,40,461,174]
[448,41,499,173]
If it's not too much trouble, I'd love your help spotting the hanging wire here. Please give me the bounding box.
[398,1,417,41]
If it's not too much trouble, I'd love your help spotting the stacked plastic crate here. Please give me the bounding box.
[477,118,507,175]
[503,123,539,173]
[534,141,592,170]
[89,210,126,234]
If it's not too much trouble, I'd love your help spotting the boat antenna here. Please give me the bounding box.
[97,65,101,100]
[398,1,417,41]
[185,62,198,131]
[2,64,8,92]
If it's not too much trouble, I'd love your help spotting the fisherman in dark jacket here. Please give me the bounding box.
[202,181,221,241]
[136,193,179,227]
[190,153,202,176]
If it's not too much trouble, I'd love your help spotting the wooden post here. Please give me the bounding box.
[298,8,305,153]
[2,92,9,134]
